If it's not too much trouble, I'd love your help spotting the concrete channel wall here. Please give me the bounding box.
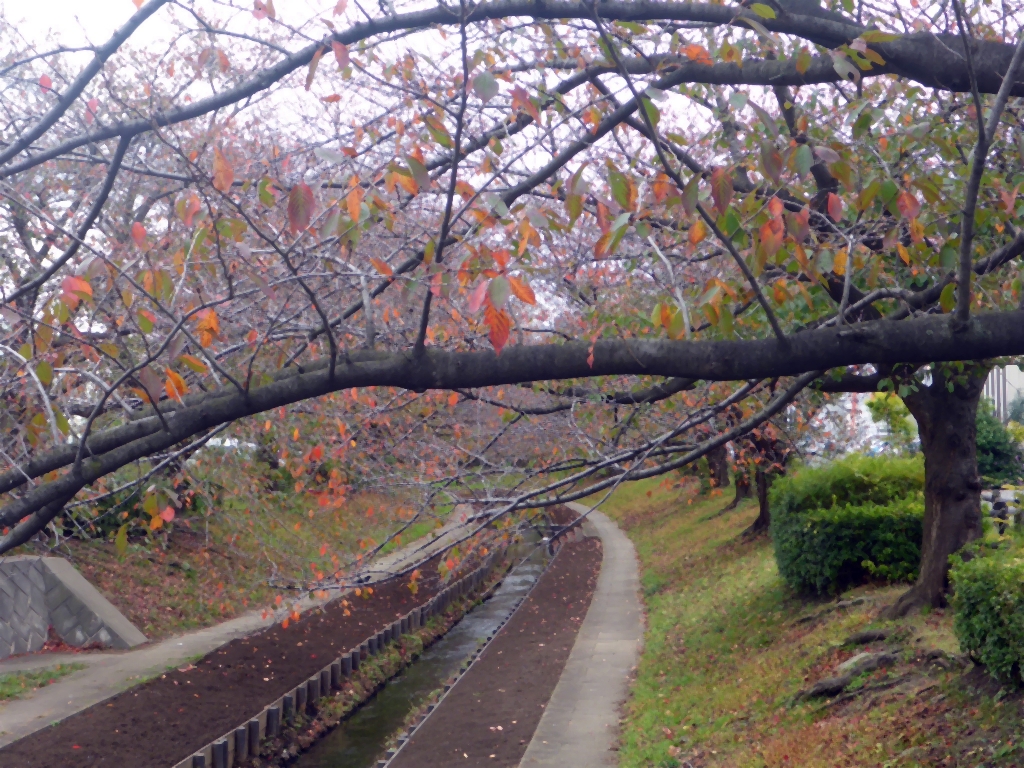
[0,556,147,659]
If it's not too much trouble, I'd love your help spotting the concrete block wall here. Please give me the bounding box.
[0,556,147,659]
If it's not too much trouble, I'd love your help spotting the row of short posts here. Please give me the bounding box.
[190,558,495,768]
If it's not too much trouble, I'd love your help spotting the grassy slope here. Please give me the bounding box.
[595,477,1024,768]
[57,488,447,641]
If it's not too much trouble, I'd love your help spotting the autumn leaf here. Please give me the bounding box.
[484,304,512,353]
[38,74,52,92]
[195,308,221,347]
[710,167,733,215]
[165,368,188,401]
[688,218,707,245]
[826,192,844,221]
[306,46,325,91]
[287,183,315,233]
[896,190,921,220]
[467,280,488,314]
[332,41,349,68]
[212,147,234,192]
[333,0,347,13]
[448,392,459,407]
[761,141,782,184]
[369,257,393,277]
[131,222,147,248]
[684,44,713,65]
[159,506,176,523]
[346,186,364,221]
[508,275,536,305]
[179,354,208,374]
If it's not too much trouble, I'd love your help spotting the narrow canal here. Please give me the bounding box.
[295,537,550,767]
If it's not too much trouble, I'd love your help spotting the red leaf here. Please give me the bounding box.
[896,190,921,220]
[38,75,52,92]
[287,183,315,234]
[826,192,843,221]
[131,222,147,248]
[467,280,488,314]
[333,0,347,13]
[508,276,536,305]
[321,94,341,103]
[710,167,733,215]
[182,195,201,227]
[332,41,349,68]
[85,98,99,125]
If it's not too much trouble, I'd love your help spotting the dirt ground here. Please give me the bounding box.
[0,561,450,768]
[389,535,602,768]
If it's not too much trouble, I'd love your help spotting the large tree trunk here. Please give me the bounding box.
[883,370,987,618]
[707,444,731,489]
[742,467,772,536]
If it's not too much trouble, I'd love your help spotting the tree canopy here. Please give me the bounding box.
[1,0,1023,587]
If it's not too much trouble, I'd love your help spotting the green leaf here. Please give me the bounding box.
[473,71,499,103]
[939,283,956,313]
[729,92,749,110]
[651,302,663,328]
[719,207,742,238]
[258,177,278,207]
[488,275,510,308]
[115,523,129,558]
[794,144,814,178]
[35,361,53,387]
[751,3,776,18]
[668,306,685,338]
[940,245,958,271]
[407,157,431,190]
[761,141,782,183]
[641,97,660,127]
[718,305,734,338]
[608,169,631,210]
[681,175,700,216]
[749,102,778,138]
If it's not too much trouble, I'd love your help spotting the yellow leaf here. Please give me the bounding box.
[369,256,393,277]
[897,243,911,265]
[833,249,848,276]
[165,368,188,400]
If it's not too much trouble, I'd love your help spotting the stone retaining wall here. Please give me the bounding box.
[0,556,147,659]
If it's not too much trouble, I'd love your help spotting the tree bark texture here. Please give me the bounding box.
[707,445,731,488]
[885,369,987,617]
[743,468,773,536]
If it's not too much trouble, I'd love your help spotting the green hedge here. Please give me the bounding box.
[951,548,1024,684]
[770,454,924,594]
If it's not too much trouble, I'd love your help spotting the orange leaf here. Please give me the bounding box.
[369,257,393,277]
[484,304,512,354]
[346,187,364,221]
[508,275,536,305]
[131,222,147,248]
[165,368,188,400]
[448,392,459,407]
[689,218,707,245]
[159,506,176,523]
[212,147,234,193]
[194,308,220,347]
[826,192,843,221]
[321,94,341,103]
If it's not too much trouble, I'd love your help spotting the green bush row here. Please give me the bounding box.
[770,454,924,594]
[951,547,1024,684]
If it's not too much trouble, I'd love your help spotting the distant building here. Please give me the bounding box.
[984,365,1024,423]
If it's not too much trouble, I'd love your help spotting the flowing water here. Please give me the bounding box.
[295,537,550,768]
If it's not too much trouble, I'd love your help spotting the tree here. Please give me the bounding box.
[976,398,1022,484]
[1,0,1023,610]
[866,391,917,454]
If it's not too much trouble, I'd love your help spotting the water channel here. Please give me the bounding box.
[295,536,550,768]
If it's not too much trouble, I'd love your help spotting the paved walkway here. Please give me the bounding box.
[519,503,643,767]
[0,505,478,749]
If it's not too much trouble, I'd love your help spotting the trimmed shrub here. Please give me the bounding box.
[950,548,1024,685]
[770,454,924,594]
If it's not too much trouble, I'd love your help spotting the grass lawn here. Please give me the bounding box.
[0,664,85,702]
[593,476,1024,768]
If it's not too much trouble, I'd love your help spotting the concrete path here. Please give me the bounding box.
[519,503,643,767]
[0,506,479,748]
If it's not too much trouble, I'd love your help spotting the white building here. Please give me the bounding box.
[984,365,1024,423]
